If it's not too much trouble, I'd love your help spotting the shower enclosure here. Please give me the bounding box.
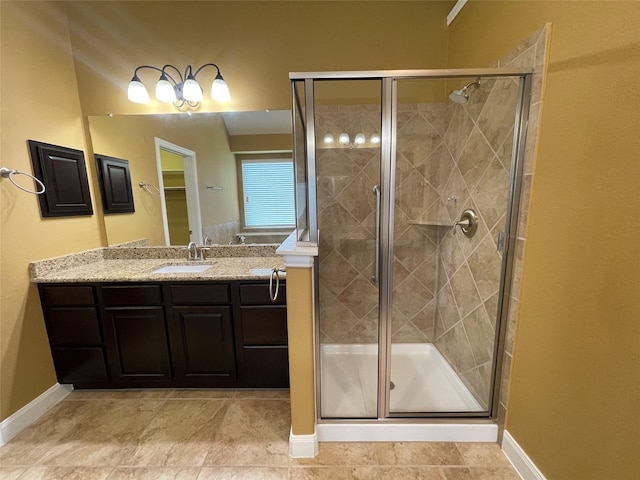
[291,69,531,423]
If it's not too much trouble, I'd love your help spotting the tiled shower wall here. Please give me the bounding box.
[316,104,381,344]
[430,78,520,408]
[495,25,548,438]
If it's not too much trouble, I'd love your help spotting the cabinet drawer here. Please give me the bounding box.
[48,308,102,345]
[242,346,289,388]
[241,306,287,345]
[101,285,162,306]
[239,283,286,305]
[42,285,95,306]
[54,347,109,383]
[170,283,230,305]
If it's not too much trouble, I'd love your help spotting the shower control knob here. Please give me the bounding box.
[454,209,479,238]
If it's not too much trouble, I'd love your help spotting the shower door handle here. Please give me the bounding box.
[372,185,381,285]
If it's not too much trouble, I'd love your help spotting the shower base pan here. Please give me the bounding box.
[318,343,497,442]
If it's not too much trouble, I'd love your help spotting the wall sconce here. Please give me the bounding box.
[324,132,376,147]
[128,63,231,108]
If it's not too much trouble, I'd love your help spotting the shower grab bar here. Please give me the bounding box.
[372,185,381,285]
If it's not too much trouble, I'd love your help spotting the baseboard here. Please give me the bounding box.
[0,383,72,446]
[289,427,318,458]
[502,430,546,480]
[317,422,497,442]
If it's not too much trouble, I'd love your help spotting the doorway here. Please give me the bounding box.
[154,137,202,245]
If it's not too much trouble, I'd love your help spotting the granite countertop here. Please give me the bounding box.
[30,242,285,283]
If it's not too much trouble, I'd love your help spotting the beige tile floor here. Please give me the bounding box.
[0,390,520,479]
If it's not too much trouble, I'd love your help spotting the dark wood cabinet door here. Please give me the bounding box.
[28,140,93,217]
[242,346,289,388]
[54,347,109,383]
[95,154,135,214]
[170,306,236,385]
[104,307,172,382]
[239,283,286,305]
[240,306,288,345]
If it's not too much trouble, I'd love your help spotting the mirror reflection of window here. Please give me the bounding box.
[240,158,295,229]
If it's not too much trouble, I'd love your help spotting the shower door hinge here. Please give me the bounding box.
[497,231,507,253]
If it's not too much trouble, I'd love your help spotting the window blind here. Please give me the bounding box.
[241,160,295,228]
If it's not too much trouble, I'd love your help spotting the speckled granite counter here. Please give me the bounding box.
[30,244,285,283]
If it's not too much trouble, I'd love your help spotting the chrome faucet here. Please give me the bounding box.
[186,241,198,260]
[186,241,211,260]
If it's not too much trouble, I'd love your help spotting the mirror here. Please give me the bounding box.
[88,111,293,246]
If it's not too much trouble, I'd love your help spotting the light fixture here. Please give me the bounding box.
[322,131,382,148]
[127,63,231,108]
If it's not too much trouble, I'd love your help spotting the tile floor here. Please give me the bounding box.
[0,389,520,479]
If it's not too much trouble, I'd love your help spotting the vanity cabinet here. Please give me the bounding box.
[168,284,237,386]
[101,284,171,384]
[38,280,287,389]
[235,283,289,388]
[39,285,109,384]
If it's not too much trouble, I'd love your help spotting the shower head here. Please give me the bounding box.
[448,89,470,104]
[448,78,481,104]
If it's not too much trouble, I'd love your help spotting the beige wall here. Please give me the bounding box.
[449,2,640,478]
[285,267,316,436]
[228,134,293,154]
[64,1,452,116]
[0,2,105,420]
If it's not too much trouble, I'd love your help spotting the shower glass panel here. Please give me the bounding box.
[315,79,382,418]
[389,76,521,414]
[292,80,309,241]
[294,69,532,422]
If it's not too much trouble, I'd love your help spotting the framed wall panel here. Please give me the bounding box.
[28,140,93,217]
[95,154,135,214]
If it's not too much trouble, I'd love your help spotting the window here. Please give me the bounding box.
[241,159,295,228]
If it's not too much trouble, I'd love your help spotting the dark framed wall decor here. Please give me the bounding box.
[27,140,93,217]
[94,154,135,214]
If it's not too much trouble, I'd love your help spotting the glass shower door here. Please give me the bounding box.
[388,76,521,415]
[315,79,383,418]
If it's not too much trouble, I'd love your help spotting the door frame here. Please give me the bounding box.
[154,137,203,245]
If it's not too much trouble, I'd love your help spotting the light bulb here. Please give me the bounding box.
[323,134,334,144]
[339,133,350,145]
[127,76,149,104]
[371,134,381,144]
[182,77,203,102]
[354,133,366,145]
[155,75,176,103]
[211,74,231,102]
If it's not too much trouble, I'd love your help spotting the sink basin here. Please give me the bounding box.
[152,264,212,274]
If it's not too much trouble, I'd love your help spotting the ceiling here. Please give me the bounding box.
[222,110,292,136]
